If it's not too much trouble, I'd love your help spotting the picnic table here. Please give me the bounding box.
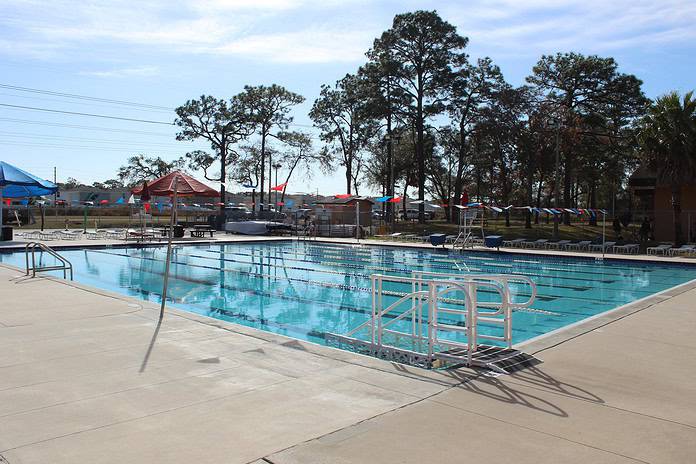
[190,224,215,238]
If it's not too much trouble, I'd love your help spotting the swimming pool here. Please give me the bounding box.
[2,241,696,348]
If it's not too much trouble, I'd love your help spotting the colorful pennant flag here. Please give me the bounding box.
[271,182,287,192]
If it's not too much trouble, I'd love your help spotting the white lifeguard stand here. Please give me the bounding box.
[454,206,485,248]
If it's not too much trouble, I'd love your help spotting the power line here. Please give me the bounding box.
[0,140,188,153]
[0,103,175,125]
[0,132,190,148]
[0,91,174,115]
[0,117,175,137]
[0,83,174,111]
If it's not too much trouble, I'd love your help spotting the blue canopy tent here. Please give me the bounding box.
[0,161,59,230]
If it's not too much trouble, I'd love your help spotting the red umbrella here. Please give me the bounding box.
[131,171,218,197]
[100,199,109,205]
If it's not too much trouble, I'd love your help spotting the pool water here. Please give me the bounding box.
[2,241,696,347]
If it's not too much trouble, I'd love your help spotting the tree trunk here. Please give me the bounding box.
[672,184,683,245]
[345,157,352,195]
[535,179,543,225]
[589,183,597,226]
[416,98,425,223]
[219,135,226,227]
[563,157,571,225]
[259,131,266,210]
[268,152,273,209]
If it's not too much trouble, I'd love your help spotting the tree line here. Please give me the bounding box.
[105,10,694,238]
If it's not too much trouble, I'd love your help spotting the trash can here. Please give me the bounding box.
[429,233,447,247]
[484,235,503,250]
[0,226,12,241]
[173,225,184,238]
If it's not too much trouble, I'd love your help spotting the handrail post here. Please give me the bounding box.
[427,284,435,363]
[467,281,477,366]
[377,275,383,347]
[370,274,376,346]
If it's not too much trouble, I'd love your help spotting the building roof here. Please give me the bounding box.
[628,164,657,188]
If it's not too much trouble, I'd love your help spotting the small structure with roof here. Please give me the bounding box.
[313,196,374,236]
[629,164,696,242]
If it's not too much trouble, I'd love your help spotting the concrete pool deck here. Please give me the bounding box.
[1,238,696,463]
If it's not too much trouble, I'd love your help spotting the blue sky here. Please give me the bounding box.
[1,0,695,195]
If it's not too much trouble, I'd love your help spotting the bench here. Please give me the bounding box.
[190,227,215,238]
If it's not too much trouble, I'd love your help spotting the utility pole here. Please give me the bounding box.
[553,121,561,240]
[53,166,58,222]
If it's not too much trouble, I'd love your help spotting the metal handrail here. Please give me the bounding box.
[350,271,537,367]
[25,242,73,280]
[412,271,537,309]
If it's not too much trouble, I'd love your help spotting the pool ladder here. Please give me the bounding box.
[24,242,73,280]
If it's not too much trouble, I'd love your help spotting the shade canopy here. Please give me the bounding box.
[130,171,218,197]
[0,161,58,198]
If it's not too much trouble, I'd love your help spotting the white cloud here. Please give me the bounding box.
[204,29,371,63]
[79,66,160,78]
[0,0,695,65]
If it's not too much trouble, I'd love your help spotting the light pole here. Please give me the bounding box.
[553,120,561,240]
[384,133,401,233]
[272,163,281,211]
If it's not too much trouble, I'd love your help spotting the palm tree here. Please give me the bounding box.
[639,91,696,244]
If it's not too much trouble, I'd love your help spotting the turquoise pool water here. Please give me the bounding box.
[2,241,696,347]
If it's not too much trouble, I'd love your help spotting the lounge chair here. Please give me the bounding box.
[669,244,696,257]
[565,240,592,251]
[613,243,640,254]
[647,244,672,256]
[126,228,156,241]
[105,229,126,240]
[502,238,525,248]
[588,241,616,252]
[524,239,549,249]
[57,230,81,240]
[85,229,108,240]
[375,232,402,239]
[546,240,571,250]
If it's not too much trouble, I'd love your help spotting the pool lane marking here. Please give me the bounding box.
[200,248,602,292]
[209,244,655,282]
[84,247,658,306]
[109,248,666,313]
[86,249,563,317]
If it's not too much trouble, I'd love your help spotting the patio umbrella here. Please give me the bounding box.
[131,171,218,198]
[130,171,218,320]
[0,161,58,227]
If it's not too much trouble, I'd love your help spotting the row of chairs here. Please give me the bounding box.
[501,238,640,254]
[646,243,696,257]
[17,229,136,241]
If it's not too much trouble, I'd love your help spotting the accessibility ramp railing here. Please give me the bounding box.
[325,271,539,373]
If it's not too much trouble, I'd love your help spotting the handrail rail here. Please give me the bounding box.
[24,242,73,280]
[412,271,537,309]
[354,271,537,365]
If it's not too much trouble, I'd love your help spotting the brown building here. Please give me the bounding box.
[629,166,696,242]
[314,197,374,226]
